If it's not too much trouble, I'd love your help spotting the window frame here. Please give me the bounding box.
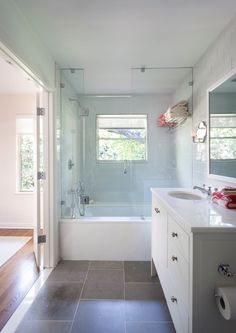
[96,114,148,163]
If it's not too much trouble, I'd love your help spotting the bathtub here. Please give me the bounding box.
[59,203,151,261]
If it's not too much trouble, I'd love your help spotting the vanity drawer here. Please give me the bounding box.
[168,215,189,261]
[168,241,189,307]
[166,283,189,333]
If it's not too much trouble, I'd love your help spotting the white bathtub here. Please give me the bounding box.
[59,203,151,261]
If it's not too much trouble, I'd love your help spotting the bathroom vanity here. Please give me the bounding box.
[151,188,236,333]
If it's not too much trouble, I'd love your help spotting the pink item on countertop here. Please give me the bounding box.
[212,191,236,209]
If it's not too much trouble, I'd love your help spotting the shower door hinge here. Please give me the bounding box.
[37,107,45,116]
[38,234,46,244]
[37,171,46,180]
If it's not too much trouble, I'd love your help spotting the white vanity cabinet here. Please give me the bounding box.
[151,188,236,333]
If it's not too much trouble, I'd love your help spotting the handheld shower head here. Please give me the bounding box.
[68,98,89,116]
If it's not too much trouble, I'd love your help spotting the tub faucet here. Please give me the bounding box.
[77,181,85,194]
[193,184,212,196]
[123,160,128,174]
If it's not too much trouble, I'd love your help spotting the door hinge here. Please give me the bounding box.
[38,234,46,244]
[37,107,45,116]
[37,171,46,180]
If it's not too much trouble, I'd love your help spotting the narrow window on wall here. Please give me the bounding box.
[16,117,34,192]
[96,115,148,161]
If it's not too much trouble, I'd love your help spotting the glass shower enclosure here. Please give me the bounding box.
[59,67,193,219]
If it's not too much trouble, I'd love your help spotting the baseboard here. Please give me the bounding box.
[0,223,34,229]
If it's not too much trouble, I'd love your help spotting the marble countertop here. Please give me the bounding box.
[151,188,236,233]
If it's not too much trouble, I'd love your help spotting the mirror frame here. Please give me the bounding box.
[207,67,236,183]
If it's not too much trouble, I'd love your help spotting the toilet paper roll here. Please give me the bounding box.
[215,286,236,320]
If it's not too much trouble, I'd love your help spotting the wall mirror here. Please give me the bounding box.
[208,69,236,181]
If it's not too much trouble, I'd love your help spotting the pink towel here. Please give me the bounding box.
[212,192,236,209]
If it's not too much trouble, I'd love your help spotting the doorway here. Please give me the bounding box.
[0,49,50,329]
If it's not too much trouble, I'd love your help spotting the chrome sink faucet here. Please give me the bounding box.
[193,184,212,196]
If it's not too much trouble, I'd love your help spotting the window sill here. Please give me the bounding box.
[96,160,148,164]
[15,191,34,195]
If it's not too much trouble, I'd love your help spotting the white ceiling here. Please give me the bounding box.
[0,56,40,94]
[15,0,236,94]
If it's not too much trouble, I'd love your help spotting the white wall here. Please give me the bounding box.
[0,1,58,264]
[0,94,36,228]
[192,15,236,188]
[0,0,55,88]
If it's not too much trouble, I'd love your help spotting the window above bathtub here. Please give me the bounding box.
[96,114,147,161]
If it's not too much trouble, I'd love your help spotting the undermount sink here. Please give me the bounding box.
[168,191,204,200]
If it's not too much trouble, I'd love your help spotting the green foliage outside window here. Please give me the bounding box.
[98,128,147,161]
[20,135,34,191]
[210,127,236,160]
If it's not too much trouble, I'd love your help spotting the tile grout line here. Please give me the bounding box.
[125,281,161,284]
[81,298,128,301]
[24,319,73,322]
[123,261,126,333]
[68,261,91,333]
[88,268,124,271]
[125,320,173,323]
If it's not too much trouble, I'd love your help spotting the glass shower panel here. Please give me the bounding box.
[60,69,84,218]
[130,67,193,209]
[80,95,136,207]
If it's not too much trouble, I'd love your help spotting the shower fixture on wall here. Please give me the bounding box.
[68,159,74,170]
[123,160,128,175]
[70,181,89,218]
[69,98,89,116]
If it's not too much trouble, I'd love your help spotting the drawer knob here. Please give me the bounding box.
[171,255,178,261]
[154,208,160,214]
[171,296,177,303]
[171,232,178,238]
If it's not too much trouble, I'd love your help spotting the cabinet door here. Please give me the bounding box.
[152,195,168,282]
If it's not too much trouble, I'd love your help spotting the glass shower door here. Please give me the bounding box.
[60,69,84,219]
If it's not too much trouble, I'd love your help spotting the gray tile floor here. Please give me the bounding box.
[15,261,176,333]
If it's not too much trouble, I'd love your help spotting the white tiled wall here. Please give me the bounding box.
[80,94,180,205]
[193,15,236,188]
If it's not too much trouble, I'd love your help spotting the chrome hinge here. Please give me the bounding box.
[38,235,46,244]
[37,107,45,116]
[37,171,46,180]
